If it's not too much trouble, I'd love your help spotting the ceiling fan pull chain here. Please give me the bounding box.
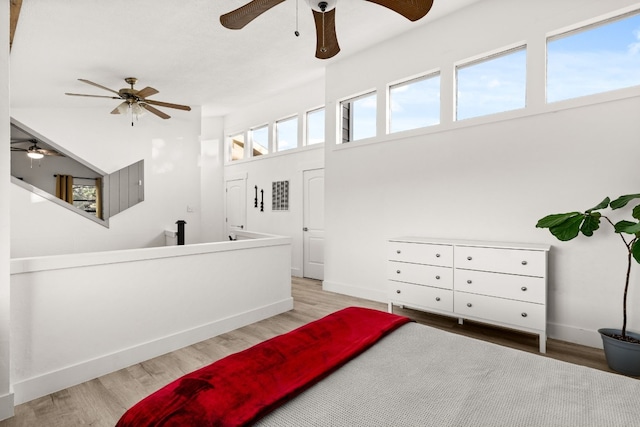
[294,0,300,37]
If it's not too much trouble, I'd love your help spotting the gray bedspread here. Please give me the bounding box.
[255,322,640,426]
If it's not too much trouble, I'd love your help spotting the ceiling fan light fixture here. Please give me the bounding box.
[116,102,130,115]
[131,102,146,118]
[27,151,44,160]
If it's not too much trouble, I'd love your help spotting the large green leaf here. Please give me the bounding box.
[632,240,640,264]
[633,204,640,220]
[580,212,601,236]
[618,221,640,235]
[549,214,584,241]
[586,197,610,212]
[610,193,640,210]
[536,212,581,229]
[614,220,636,233]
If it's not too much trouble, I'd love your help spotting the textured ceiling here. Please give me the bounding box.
[10,0,481,117]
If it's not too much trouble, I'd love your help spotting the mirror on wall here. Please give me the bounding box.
[10,118,144,226]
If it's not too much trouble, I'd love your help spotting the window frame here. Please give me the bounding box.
[455,44,528,121]
[305,106,325,146]
[387,71,441,134]
[249,124,269,157]
[339,90,377,144]
[546,9,640,104]
[275,115,299,152]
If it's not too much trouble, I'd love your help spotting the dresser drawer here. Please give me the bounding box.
[454,292,545,331]
[454,270,545,304]
[388,242,453,267]
[390,282,453,313]
[454,246,546,277]
[388,261,453,289]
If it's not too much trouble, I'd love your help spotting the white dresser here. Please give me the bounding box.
[388,237,550,352]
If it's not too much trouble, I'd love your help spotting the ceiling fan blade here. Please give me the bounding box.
[10,138,37,144]
[136,86,159,99]
[10,147,27,152]
[111,101,129,115]
[144,99,191,111]
[38,149,64,157]
[78,79,122,95]
[220,0,287,29]
[312,9,340,60]
[140,103,171,120]
[365,0,434,21]
[66,93,122,100]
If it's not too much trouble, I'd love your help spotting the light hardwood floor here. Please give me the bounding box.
[0,277,620,426]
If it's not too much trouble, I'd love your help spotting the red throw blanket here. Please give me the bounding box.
[116,306,410,427]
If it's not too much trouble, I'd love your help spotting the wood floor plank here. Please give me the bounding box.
[0,277,624,426]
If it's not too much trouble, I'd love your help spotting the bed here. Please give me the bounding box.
[116,307,640,426]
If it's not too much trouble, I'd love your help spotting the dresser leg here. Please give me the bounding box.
[539,332,547,353]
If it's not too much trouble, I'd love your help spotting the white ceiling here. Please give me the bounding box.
[10,0,481,118]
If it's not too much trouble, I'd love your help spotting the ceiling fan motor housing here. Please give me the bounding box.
[308,0,336,12]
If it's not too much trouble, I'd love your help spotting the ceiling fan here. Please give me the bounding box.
[220,0,434,59]
[65,78,192,125]
[11,139,64,160]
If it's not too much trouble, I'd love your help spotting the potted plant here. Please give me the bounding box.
[536,193,640,375]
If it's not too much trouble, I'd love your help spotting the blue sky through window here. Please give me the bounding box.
[352,93,377,141]
[276,117,298,151]
[390,74,440,133]
[307,108,325,145]
[547,12,640,102]
[456,47,527,121]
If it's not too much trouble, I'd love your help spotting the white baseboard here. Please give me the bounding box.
[12,298,294,405]
[322,280,386,304]
[0,393,14,422]
[547,322,604,349]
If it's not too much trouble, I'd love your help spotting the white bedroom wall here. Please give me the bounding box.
[9,107,203,257]
[322,0,640,348]
[200,116,225,243]
[1,1,14,420]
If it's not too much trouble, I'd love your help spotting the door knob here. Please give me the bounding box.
[303,227,309,231]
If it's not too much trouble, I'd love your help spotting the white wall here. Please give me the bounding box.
[322,0,640,347]
[10,232,293,404]
[10,107,204,257]
[1,1,14,421]
[200,116,225,243]
[223,79,325,277]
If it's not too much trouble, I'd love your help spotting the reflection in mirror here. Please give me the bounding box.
[10,118,109,226]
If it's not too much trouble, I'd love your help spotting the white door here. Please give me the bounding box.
[225,178,246,236]
[303,169,325,280]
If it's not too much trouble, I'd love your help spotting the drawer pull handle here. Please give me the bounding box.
[435,275,441,280]
[521,312,528,318]
[397,250,401,254]
[396,290,401,294]
[467,280,472,284]
[467,256,472,261]
[467,303,472,308]
[396,270,401,274]
[521,286,528,291]
[522,260,528,265]
[435,297,441,302]
[436,253,441,258]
